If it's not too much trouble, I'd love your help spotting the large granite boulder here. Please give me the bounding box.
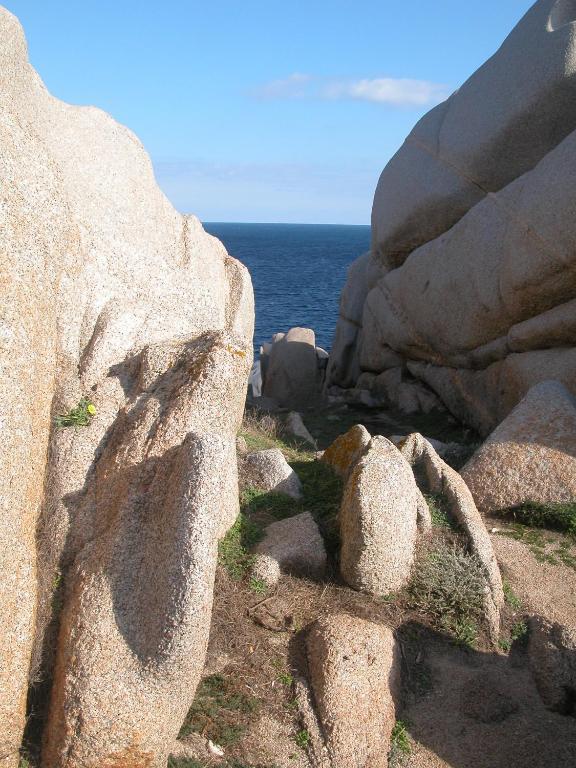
[339,436,419,595]
[306,614,400,768]
[372,0,576,268]
[0,7,253,766]
[461,381,576,512]
[328,0,576,430]
[261,327,325,409]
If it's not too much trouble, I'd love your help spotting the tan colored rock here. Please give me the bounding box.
[340,436,418,595]
[43,332,252,768]
[322,424,371,477]
[0,6,254,765]
[252,512,326,587]
[461,381,576,513]
[242,449,303,499]
[400,433,503,640]
[306,614,400,768]
[528,615,576,715]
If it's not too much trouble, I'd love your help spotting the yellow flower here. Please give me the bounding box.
[86,403,97,416]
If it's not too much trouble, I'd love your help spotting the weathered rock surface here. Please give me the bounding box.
[261,328,325,409]
[306,614,400,768]
[339,436,419,595]
[460,671,519,723]
[372,0,576,267]
[242,449,303,499]
[0,7,254,766]
[252,512,327,586]
[461,381,576,512]
[328,1,576,431]
[528,615,576,715]
[322,424,371,477]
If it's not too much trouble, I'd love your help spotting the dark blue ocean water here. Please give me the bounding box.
[203,223,371,354]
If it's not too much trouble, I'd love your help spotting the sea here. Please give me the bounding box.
[203,222,371,355]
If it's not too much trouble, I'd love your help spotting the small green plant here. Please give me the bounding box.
[54,397,96,428]
[511,619,528,641]
[389,720,411,766]
[408,542,486,647]
[167,759,204,768]
[18,758,31,768]
[277,672,294,687]
[218,514,263,579]
[294,729,310,749]
[425,494,457,530]
[502,579,522,610]
[249,577,268,594]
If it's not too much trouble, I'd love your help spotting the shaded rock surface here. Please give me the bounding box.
[0,7,254,766]
[252,512,327,587]
[241,449,303,499]
[528,615,576,715]
[306,613,399,768]
[339,436,419,595]
[261,328,325,409]
[461,380,576,512]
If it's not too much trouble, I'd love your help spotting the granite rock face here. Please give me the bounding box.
[328,0,576,432]
[252,512,327,587]
[322,424,371,478]
[0,7,254,766]
[306,614,400,768]
[461,381,576,512]
[339,436,419,595]
[528,615,576,715]
[241,449,303,499]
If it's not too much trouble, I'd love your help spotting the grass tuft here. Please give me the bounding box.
[218,514,263,579]
[502,501,576,538]
[54,397,96,428]
[389,720,411,766]
[425,494,458,531]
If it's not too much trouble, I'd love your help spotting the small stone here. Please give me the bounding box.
[322,424,371,478]
[242,449,303,499]
[286,411,317,448]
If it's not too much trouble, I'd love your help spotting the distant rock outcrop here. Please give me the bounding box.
[0,6,253,766]
[327,0,576,433]
[260,327,326,409]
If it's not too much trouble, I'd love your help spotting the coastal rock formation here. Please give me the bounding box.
[241,449,303,499]
[460,381,576,512]
[251,511,327,587]
[339,436,419,595]
[0,6,253,766]
[261,327,325,409]
[306,614,400,768]
[328,0,576,432]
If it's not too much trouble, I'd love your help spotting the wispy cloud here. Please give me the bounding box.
[252,73,450,107]
[323,78,450,106]
[251,73,312,100]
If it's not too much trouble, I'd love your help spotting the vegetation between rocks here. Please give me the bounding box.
[53,397,96,428]
[502,501,576,538]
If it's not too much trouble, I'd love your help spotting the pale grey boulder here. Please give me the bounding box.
[286,411,318,448]
[242,449,303,499]
[261,327,324,409]
[372,0,576,267]
[339,436,419,595]
[461,381,576,512]
[306,614,400,768]
[251,512,327,587]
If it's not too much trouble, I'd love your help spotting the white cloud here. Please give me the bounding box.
[251,72,312,100]
[323,78,450,106]
[251,74,450,107]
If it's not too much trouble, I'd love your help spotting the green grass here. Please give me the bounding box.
[502,579,522,610]
[408,542,486,648]
[502,501,576,538]
[167,759,204,768]
[218,513,264,579]
[499,523,576,570]
[54,397,96,428]
[425,494,458,531]
[499,619,528,652]
[249,576,268,594]
[389,720,411,766]
[178,674,259,746]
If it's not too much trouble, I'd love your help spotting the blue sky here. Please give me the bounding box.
[6,1,534,224]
